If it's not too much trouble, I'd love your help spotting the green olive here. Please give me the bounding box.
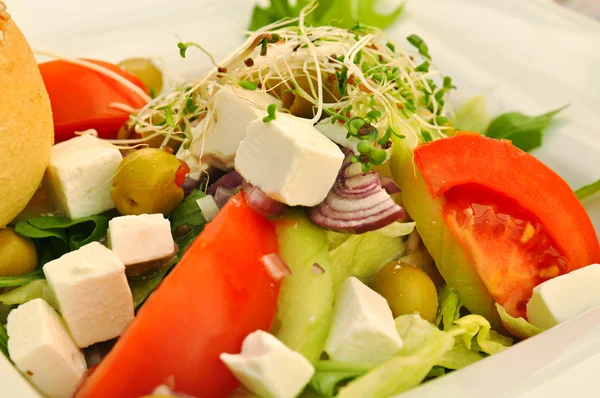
[118,57,164,96]
[398,250,445,288]
[111,148,185,216]
[0,227,38,277]
[266,72,340,119]
[372,262,438,323]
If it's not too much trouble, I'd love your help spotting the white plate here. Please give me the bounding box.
[5,0,600,397]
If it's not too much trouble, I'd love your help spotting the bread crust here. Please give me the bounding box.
[0,13,54,227]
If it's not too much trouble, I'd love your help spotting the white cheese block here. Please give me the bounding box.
[108,213,175,266]
[527,263,600,329]
[325,277,403,364]
[0,349,41,398]
[43,242,134,348]
[45,134,122,219]
[220,330,314,398]
[190,85,280,169]
[235,113,345,206]
[7,299,87,398]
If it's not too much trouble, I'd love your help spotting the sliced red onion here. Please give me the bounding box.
[308,158,405,234]
[207,170,244,196]
[242,182,287,217]
[261,253,292,281]
[379,176,401,195]
[181,177,202,196]
[214,186,239,209]
[312,263,325,275]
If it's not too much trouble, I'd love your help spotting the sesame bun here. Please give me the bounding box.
[0,9,54,227]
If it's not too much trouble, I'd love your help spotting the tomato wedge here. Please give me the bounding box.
[38,60,149,143]
[413,133,600,318]
[75,192,280,398]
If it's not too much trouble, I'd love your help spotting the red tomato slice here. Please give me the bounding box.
[38,60,149,143]
[75,192,280,398]
[414,133,600,318]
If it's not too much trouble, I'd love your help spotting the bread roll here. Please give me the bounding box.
[0,8,54,227]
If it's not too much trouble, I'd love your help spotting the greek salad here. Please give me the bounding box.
[1,2,600,398]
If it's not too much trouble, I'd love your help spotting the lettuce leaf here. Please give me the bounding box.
[435,287,512,370]
[496,302,544,339]
[0,280,59,313]
[248,0,404,31]
[451,95,491,134]
[329,230,407,288]
[334,315,453,397]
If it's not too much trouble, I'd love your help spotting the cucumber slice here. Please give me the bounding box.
[272,210,334,363]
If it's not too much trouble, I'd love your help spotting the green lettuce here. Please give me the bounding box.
[309,314,453,398]
[451,95,491,134]
[496,302,544,339]
[0,280,59,313]
[329,229,408,289]
[334,315,454,397]
[248,0,404,31]
[435,287,512,370]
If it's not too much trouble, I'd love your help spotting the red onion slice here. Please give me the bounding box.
[242,182,287,217]
[214,186,239,208]
[379,176,401,195]
[207,170,244,196]
[308,157,405,234]
[312,263,325,275]
[261,253,292,281]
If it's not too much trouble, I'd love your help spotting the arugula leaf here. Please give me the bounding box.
[574,178,600,201]
[15,215,110,265]
[485,105,568,152]
[129,189,208,308]
[248,0,403,31]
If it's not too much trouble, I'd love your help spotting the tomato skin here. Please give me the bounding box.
[413,132,599,270]
[38,60,149,143]
[390,132,600,328]
[75,192,280,398]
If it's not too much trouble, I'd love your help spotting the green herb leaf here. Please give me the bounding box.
[484,105,568,152]
[239,80,258,91]
[248,0,403,31]
[574,178,600,201]
[165,106,175,128]
[415,61,430,73]
[406,34,431,60]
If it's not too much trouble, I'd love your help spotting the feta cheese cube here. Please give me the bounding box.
[325,277,403,364]
[7,299,87,398]
[527,263,600,329]
[45,134,122,219]
[220,330,314,398]
[43,242,134,348]
[0,349,41,398]
[176,148,206,180]
[108,214,175,266]
[235,113,345,206]
[190,85,280,169]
